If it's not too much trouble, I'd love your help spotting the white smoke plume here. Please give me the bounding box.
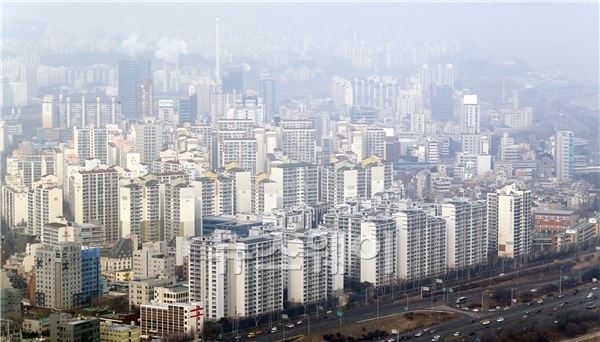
[120,33,146,57]
[155,37,189,63]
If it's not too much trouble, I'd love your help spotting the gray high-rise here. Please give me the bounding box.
[118,57,152,121]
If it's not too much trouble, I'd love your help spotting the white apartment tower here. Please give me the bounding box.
[460,95,480,134]
[219,138,258,175]
[286,229,344,305]
[164,177,196,240]
[72,167,120,244]
[395,209,447,280]
[360,217,397,286]
[487,183,532,259]
[135,119,164,166]
[441,199,487,269]
[189,232,284,320]
[73,123,108,164]
[28,175,63,236]
[281,120,316,164]
[555,131,574,181]
[270,162,319,209]
[119,174,163,242]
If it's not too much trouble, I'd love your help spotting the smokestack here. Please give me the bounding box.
[215,17,221,84]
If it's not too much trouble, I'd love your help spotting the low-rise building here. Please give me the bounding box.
[128,277,176,309]
[100,321,141,342]
[140,302,203,338]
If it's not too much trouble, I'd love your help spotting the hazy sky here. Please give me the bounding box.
[4,2,599,77]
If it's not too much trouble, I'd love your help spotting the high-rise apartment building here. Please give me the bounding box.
[26,175,62,236]
[270,162,319,209]
[42,94,121,129]
[164,177,196,240]
[323,207,363,283]
[487,183,532,258]
[189,233,283,320]
[395,208,447,280]
[286,229,344,304]
[219,138,257,175]
[71,167,120,244]
[441,199,487,269]
[281,120,316,164]
[119,174,163,242]
[134,119,164,166]
[460,95,480,134]
[360,217,397,286]
[555,131,574,181]
[73,123,108,164]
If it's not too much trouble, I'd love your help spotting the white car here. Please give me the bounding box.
[592,287,598,291]
[530,289,538,293]
[481,320,490,325]
[415,331,423,337]
[497,317,504,322]
[472,308,479,312]
[453,331,460,336]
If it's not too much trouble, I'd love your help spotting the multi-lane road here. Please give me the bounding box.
[224,261,599,342]
[403,285,600,342]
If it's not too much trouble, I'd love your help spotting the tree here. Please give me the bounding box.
[582,267,600,282]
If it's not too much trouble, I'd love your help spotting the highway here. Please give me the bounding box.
[223,254,599,342]
[403,284,600,342]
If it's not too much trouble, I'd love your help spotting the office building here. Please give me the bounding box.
[132,242,175,279]
[129,277,176,309]
[140,302,203,338]
[153,283,189,304]
[80,247,102,305]
[100,321,141,342]
[35,242,82,310]
[118,57,152,121]
[260,75,277,120]
[431,85,454,122]
[49,313,100,342]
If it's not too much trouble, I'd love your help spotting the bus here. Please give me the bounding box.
[456,296,467,304]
